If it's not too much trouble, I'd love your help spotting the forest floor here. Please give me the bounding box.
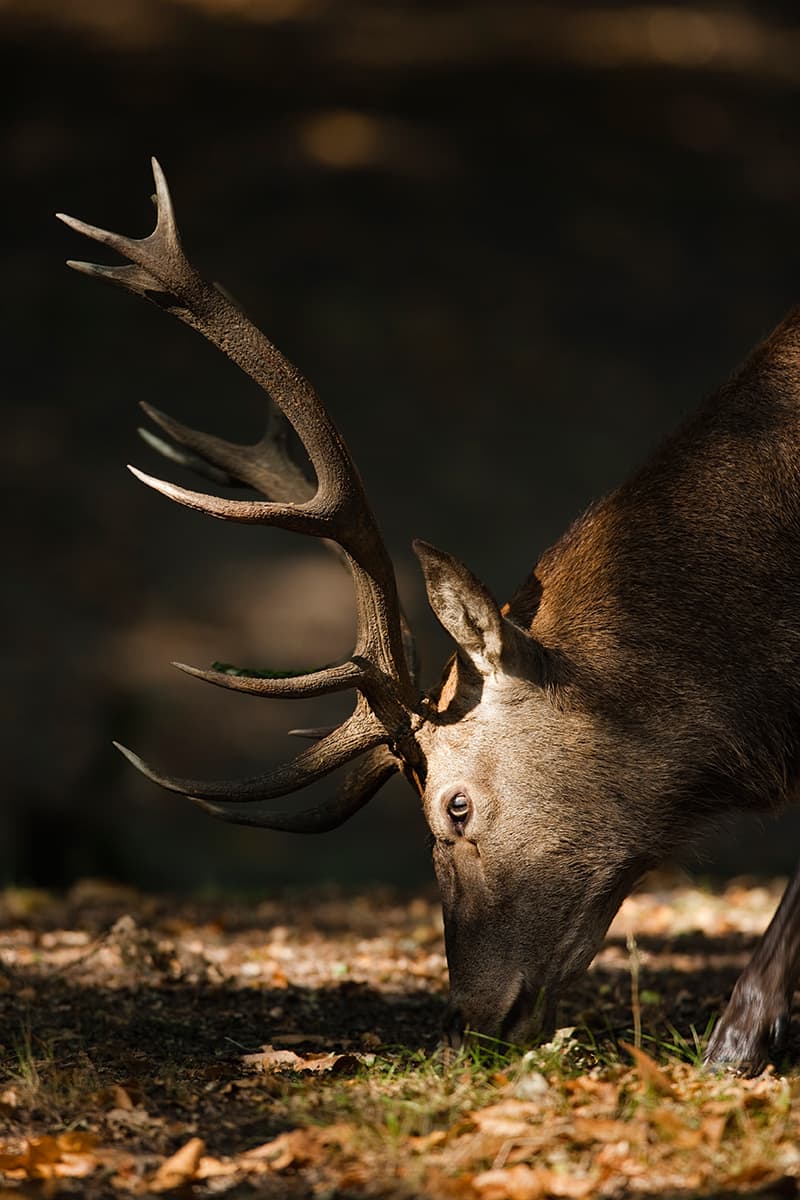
[1,878,800,1198]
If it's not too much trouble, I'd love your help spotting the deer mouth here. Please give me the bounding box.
[441,977,557,1050]
[499,979,557,1045]
[441,1002,466,1049]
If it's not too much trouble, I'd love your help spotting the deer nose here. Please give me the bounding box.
[499,981,557,1045]
[441,1003,465,1049]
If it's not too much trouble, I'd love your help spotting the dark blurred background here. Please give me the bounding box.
[4,0,800,891]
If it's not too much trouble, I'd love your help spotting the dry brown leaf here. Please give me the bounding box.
[195,1155,243,1180]
[57,1132,96,1154]
[571,1117,645,1145]
[106,1104,158,1131]
[620,1041,675,1095]
[700,1113,728,1150]
[242,1045,302,1072]
[302,1051,363,1075]
[242,1043,364,1075]
[470,1101,541,1140]
[594,1141,647,1177]
[721,1160,776,1186]
[408,1130,448,1152]
[0,1147,27,1173]
[15,1137,61,1171]
[110,1084,135,1110]
[151,1137,206,1192]
[545,1172,597,1199]
[563,1077,620,1108]
[318,1122,358,1149]
[0,1136,99,1182]
[241,1124,355,1174]
[244,1129,316,1171]
[425,1168,480,1199]
[50,1153,97,1179]
[650,1106,702,1147]
[474,1164,551,1200]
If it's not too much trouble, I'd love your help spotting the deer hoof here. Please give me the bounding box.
[704,978,790,1076]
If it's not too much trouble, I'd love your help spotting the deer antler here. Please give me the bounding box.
[57,158,423,830]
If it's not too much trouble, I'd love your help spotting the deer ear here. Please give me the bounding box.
[413,540,541,678]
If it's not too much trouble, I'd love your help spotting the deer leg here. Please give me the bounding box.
[704,861,800,1075]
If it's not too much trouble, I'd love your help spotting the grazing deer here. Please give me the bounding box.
[59,160,800,1075]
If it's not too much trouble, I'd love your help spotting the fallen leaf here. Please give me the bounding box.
[571,1117,645,1145]
[0,1147,27,1173]
[244,1129,316,1171]
[49,1153,97,1179]
[57,1133,96,1154]
[242,1044,365,1075]
[306,1051,363,1075]
[620,1041,675,1095]
[563,1077,620,1107]
[700,1113,728,1150]
[0,1136,99,1182]
[546,1172,597,1198]
[106,1105,160,1131]
[151,1138,206,1192]
[242,1045,302,1072]
[408,1130,448,1152]
[195,1155,242,1180]
[470,1105,534,1140]
[110,1084,135,1110]
[473,1164,551,1199]
[650,1106,702,1147]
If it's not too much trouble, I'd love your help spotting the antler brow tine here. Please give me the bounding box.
[61,159,421,830]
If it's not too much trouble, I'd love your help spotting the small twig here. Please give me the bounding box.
[55,927,115,975]
[627,931,642,1051]
[224,1036,262,1053]
[493,1136,545,1170]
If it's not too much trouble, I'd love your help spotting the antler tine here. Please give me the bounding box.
[58,160,363,528]
[139,399,420,694]
[138,399,422,696]
[59,159,415,709]
[126,465,330,533]
[112,700,384,804]
[139,400,315,503]
[137,424,240,488]
[189,745,400,833]
[171,659,376,701]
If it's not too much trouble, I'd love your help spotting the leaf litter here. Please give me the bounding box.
[1,875,800,1197]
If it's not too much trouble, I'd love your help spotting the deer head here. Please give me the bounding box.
[58,161,731,1046]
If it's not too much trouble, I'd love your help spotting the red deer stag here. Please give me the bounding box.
[59,160,800,1074]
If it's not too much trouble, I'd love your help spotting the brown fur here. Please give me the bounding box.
[414,309,800,1070]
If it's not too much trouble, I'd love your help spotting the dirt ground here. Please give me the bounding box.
[2,877,800,1198]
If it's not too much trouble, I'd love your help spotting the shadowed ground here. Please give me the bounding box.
[2,879,800,1196]
[4,0,800,889]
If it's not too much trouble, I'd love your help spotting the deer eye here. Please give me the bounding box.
[447,793,470,822]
